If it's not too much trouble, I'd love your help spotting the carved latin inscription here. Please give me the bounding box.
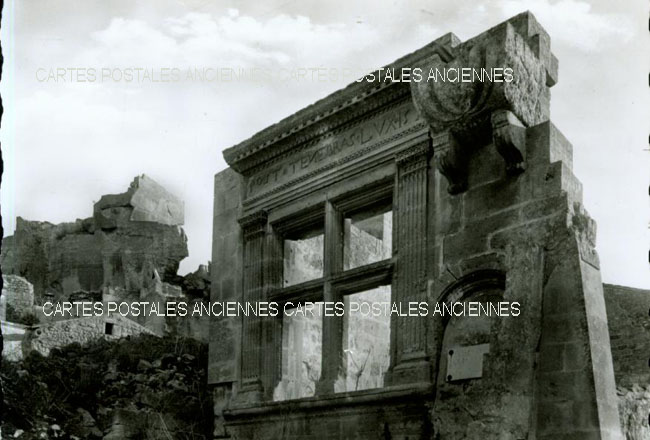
[247,101,420,197]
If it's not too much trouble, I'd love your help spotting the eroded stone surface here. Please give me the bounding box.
[618,386,650,440]
[94,174,184,227]
[1,175,188,303]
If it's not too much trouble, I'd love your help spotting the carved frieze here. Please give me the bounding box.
[244,99,422,202]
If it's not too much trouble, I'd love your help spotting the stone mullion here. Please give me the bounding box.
[316,201,343,395]
[237,211,268,403]
[387,140,431,385]
[262,230,283,400]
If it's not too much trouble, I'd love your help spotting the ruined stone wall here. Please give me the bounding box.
[0,176,188,303]
[29,315,155,356]
[274,309,323,400]
[283,235,324,286]
[341,287,390,392]
[1,321,30,361]
[2,275,35,316]
[344,214,392,269]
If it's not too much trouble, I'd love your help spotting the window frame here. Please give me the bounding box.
[269,180,395,400]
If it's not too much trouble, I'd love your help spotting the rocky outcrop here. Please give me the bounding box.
[1,175,188,303]
[1,275,36,323]
[94,174,184,228]
[170,263,211,300]
[618,385,650,440]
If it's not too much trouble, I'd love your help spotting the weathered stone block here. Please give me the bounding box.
[209,168,244,385]
[463,176,531,219]
[95,174,184,227]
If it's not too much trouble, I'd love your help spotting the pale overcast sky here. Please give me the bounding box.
[1,0,648,287]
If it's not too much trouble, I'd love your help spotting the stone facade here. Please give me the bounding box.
[210,12,624,439]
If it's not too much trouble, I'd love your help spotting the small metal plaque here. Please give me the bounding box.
[446,343,490,382]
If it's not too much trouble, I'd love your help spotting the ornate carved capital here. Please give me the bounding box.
[491,110,527,175]
[432,131,467,195]
[238,210,268,240]
[395,141,431,174]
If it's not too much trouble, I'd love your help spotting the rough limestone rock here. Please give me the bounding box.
[618,385,650,440]
[0,175,188,303]
[94,174,184,228]
[2,275,35,316]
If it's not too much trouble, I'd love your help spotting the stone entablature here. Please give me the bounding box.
[210,12,623,440]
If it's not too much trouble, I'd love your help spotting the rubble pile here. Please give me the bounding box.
[1,334,212,439]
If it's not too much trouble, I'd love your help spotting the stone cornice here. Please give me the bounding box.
[223,33,460,174]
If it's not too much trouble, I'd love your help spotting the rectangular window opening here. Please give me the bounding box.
[339,286,391,392]
[344,202,392,270]
[274,302,323,401]
[104,322,114,335]
[283,227,324,287]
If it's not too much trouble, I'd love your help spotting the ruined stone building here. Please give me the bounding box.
[1,175,210,358]
[1,174,188,304]
[209,12,648,439]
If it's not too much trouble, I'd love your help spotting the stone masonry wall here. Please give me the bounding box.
[212,12,623,440]
[29,315,155,356]
[209,168,244,437]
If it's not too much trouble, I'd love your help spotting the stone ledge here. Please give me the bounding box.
[224,382,433,418]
